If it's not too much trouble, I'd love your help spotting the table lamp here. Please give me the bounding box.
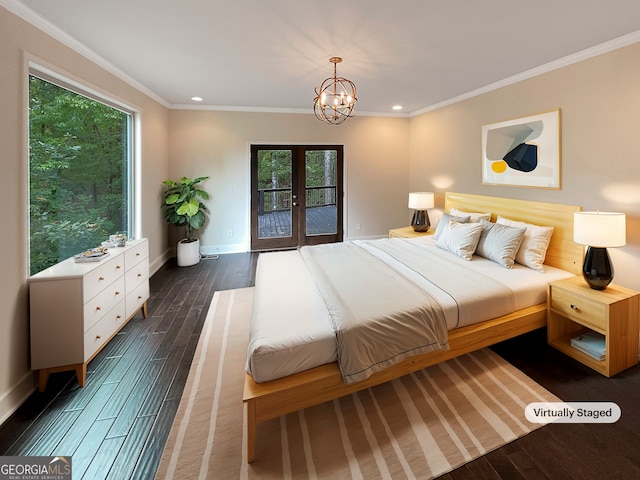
[408,192,434,232]
[573,211,626,290]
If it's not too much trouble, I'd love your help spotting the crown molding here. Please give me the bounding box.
[5,0,639,117]
[1,0,170,107]
[411,29,640,117]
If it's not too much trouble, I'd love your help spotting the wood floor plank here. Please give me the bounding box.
[105,415,157,480]
[137,346,192,418]
[3,396,74,456]
[25,410,82,457]
[32,382,119,456]
[131,398,181,479]
[70,418,115,480]
[105,359,165,439]
[81,435,126,480]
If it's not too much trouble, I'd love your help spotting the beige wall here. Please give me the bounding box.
[0,8,170,422]
[410,41,640,291]
[168,110,410,252]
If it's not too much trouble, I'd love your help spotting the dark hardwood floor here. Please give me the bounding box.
[0,252,258,479]
[2,252,639,479]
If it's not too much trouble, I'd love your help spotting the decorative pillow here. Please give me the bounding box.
[433,213,471,239]
[436,221,483,261]
[496,216,554,272]
[450,207,492,223]
[476,220,527,268]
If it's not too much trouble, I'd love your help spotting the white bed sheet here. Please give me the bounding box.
[246,237,575,383]
[358,237,575,329]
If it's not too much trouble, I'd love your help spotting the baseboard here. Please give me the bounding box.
[151,249,173,276]
[200,243,248,255]
[344,234,387,241]
[0,372,36,426]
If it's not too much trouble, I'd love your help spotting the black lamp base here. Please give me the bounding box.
[582,246,613,290]
[411,210,430,232]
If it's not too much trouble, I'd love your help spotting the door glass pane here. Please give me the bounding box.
[257,150,292,239]
[305,150,338,235]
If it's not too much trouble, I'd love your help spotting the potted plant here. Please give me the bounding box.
[162,176,210,266]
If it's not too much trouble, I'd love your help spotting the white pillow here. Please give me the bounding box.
[496,216,554,272]
[433,212,470,239]
[450,207,492,223]
[476,220,526,268]
[436,221,483,261]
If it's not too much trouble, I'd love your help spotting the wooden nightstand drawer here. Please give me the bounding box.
[549,287,607,333]
[547,276,640,377]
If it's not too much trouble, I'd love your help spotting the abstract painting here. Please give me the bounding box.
[482,109,561,189]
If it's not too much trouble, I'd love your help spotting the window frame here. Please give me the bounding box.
[26,62,140,276]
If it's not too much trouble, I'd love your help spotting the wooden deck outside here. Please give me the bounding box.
[258,205,337,238]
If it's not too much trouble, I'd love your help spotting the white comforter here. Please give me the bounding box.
[246,237,574,384]
[300,241,450,384]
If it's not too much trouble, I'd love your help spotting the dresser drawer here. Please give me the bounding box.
[83,255,125,301]
[83,300,126,361]
[125,240,149,269]
[126,281,149,319]
[83,276,125,332]
[550,287,607,332]
[125,257,149,291]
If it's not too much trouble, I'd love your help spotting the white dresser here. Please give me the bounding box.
[29,238,150,391]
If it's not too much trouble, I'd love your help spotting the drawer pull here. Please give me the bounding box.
[96,335,101,339]
[116,265,121,269]
[136,252,141,256]
[137,273,142,277]
[96,306,101,311]
[116,315,122,319]
[570,304,578,310]
[115,291,121,295]
[137,295,142,300]
[99,276,105,281]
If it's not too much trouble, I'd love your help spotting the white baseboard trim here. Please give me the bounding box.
[151,249,173,276]
[0,372,36,426]
[200,243,248,256]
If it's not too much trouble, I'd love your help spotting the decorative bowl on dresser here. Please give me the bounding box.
[29,238,150,391]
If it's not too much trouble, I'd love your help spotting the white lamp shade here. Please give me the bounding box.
[408,192,434,210]
[574,212,626,247]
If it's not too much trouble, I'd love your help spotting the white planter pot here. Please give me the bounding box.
[177,238,201,267]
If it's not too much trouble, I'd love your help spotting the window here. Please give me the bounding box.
[28,71,135,275]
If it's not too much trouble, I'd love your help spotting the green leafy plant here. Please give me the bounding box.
[162,176,210,241]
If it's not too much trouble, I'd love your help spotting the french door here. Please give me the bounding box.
[250,145,343,250]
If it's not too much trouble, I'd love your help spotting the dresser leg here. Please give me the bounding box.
[76,363,87,387]
[38,369,50,392]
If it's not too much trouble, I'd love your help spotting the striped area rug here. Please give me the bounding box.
[155,287,559,480]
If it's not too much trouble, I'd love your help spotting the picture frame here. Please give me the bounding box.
[481,109,561,189]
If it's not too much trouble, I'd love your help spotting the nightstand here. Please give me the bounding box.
[389,226,433,238]
[547,276,639,377]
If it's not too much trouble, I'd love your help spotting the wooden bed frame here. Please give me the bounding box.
[243,192,582,462]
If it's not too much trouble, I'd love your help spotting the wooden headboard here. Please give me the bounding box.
[444,192,583,275]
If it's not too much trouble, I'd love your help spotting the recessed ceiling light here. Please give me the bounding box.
[392,105,403,111]
[191,96,203,102]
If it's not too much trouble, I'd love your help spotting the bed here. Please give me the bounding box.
[243,192,582,462]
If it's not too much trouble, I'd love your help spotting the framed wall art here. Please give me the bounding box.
[482,109,561,189]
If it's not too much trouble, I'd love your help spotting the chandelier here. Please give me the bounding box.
[313,57,358,125]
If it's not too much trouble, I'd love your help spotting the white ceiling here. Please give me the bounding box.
[9,0,640,115]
